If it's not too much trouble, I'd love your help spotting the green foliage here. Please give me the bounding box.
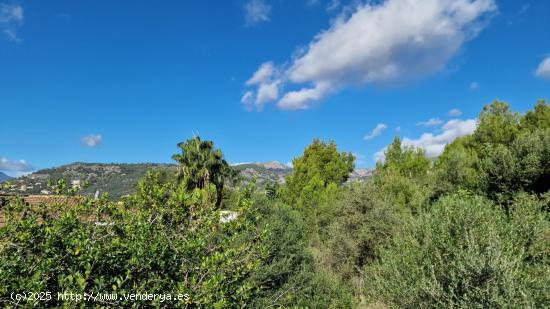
[172,136,235,208]
[280,139,353,210]
[0,186,269,307]
[520,99,550,131]
[132,170,176,209]
[433,101,550,204]
[277,139,354,245]
[323,182,410,281]
[18,163,174,199]
[244,197,316,307]
[47,178,88,196]
[435,135,480,194]
[264,181,279,200]
[374,166,433,215]
[1,180,12,190]
[474,100,520,146]
[475,128,550,205]
[278,268,356,308]
[380,137,430,178]
[0,152,348,307]
[365,193,550,308]
[292,139,355,186]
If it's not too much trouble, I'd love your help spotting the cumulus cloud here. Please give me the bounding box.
[244,0,271,26]
[374,118,477,162]
[374,149,386,163]
[364,123,388,140]
[0,157,34,177]
[417,117,443,127]
[403,118,477,157]
[241,62,282,110]
[448,108,463,116]
[0,3,23,41]
[0,157,33,171]
[243,0,496,110]
[278,81,333,110]
[82,134,103,147]
[469,81,480,91]
[241,91,255,110]
[246,62,276,85]
[535,55,550,80]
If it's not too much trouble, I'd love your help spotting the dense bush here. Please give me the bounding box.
[437,100,550,204]
[364,193,550,308]
[323,182,411,281]
[0,186,268,308]
[247,196,355,308]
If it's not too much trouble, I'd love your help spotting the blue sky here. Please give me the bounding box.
[0,0,549,176]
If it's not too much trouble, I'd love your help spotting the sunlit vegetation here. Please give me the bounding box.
[1,100,549,307]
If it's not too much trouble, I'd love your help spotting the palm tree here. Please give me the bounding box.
[172,136,233,207]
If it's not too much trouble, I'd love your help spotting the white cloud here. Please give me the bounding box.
[469,81,480,91]
[364,123,388,140]
[230,162,253,166]
[404,118,477,158]
[0,3,23,41]
[244,0,271,26]
[417,117,443,127]
[374,149,386,163]
[241,91,255,111]
[82,134,103,147]
[0,157,33,172]
[0,157,34,177]
[278,81,333,110]
[448,108,463,116]
[242,62,282,110]
[535,56,550,80]
[243,0,496,110]
[246,62,276,85]
[374,118,477,162]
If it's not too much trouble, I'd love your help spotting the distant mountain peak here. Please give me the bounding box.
[231,161,291,170]
[259,161,290,170]
[0,171,13,183]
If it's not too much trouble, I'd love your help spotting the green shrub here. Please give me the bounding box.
[324,182,411,281]
[365,193,550,308]
[0,187,267,308]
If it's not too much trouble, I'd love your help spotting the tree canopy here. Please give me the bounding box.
[172,136,234,207]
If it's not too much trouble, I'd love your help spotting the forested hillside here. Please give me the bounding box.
[1,100,549,308]
[6,161,372,199]
[6,162,290,199]
[9,163,174,198]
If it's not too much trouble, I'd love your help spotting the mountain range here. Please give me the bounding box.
[2,161,373,199]
[0,172,12,183]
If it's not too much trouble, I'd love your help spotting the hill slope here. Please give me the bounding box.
[0,172,12,183]
[5,162,372,199]
[7,163,173,199]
